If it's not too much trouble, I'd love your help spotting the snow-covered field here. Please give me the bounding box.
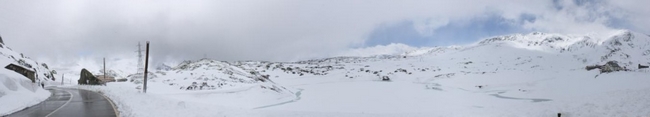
[1,30,647,116]
[52,30,650,116]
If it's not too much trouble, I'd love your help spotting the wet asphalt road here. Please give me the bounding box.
[7,88,117,117]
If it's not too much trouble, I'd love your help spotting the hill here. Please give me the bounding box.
[0,41,56,116]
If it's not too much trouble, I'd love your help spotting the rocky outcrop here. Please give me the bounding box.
[640,64,649,69]
[4,64,36,83]
[585,61,625,73]
[601,61,624,73]
[79,69,102,85]
[585,65,601,71]
[381,76,390,81]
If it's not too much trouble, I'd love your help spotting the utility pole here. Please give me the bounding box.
[103,57,106,82]
[143,41,150,93]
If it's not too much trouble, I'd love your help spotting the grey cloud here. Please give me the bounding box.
[0,0,647,68]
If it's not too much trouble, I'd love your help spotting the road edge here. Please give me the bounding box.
[1,88,55,117]
[99,91,120,117]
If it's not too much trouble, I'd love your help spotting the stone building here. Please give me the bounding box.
[95,75,116,83]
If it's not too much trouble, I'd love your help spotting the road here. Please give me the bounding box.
[7,88,118,117]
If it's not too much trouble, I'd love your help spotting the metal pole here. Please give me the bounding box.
[104,58,106,82]
[143,41,150,93]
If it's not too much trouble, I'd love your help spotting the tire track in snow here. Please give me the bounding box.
[490,91,552,102]
[252,89,304,109]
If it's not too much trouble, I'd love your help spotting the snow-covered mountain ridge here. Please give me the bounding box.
[104,29,650,93]
[398,30,650,67]
[0,43,56,83]
[210,30,650,81]
[155,59,292,93]
[475,30,636,52]
[232,30,650,116]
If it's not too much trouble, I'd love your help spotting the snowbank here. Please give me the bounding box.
[0,71,50,116]
[0,41,57,116]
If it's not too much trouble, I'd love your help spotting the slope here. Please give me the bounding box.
[0,42,55,116]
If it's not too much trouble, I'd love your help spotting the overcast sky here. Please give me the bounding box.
[0,0,649,67]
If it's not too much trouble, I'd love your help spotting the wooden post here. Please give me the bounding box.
[143,41,150,93]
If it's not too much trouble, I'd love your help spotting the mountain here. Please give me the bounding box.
[226,29,650,83]
[155,58,293,93]
[211,29,650,115]
[66,29,650,116]
[469,30,650,67]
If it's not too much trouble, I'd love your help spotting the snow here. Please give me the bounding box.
[0,73,50,116]
[18,29,650,116]
[259,30,650,116]
[0,44,51,116]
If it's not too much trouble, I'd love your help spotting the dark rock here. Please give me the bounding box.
[585,65,601,71]
[4,64,36,83]
[600,61,623,73]
[639,64,649,69]
[79,68,102,85]
[585,61,627,73]
[381,76,390,81]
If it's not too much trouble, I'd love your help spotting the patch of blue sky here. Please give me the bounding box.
[364,14,533,47]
